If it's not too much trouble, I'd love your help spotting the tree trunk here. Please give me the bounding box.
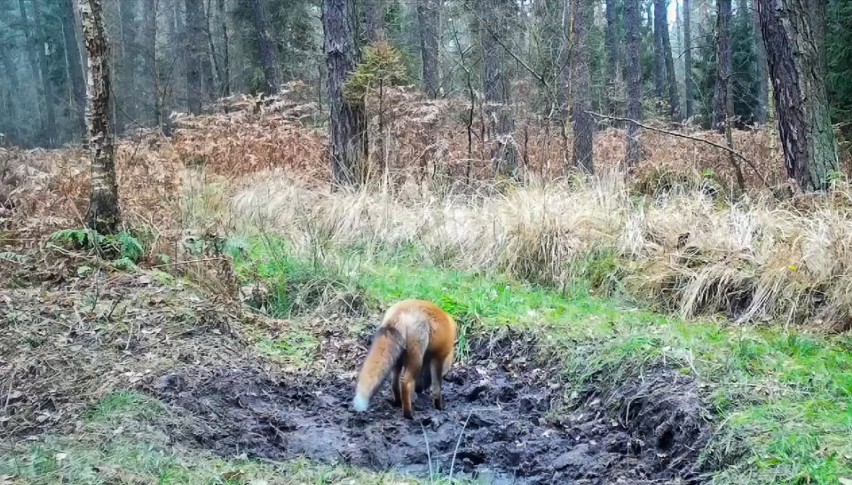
[16,0,43,126]
[141,0,160,126]
[417,0,441,99]
[61,0,87,140]
[168,2,187,114]
[250,0,281,94]
[758,0,838,191]
[713,0,732,132]
[478,0,519,178]
[79,0,120,234]
[116,0,140,130]
[363,0,384,43]
[604,0,621,117]
[652,0,666,103]
[751,1,768,124]
[684,0,693,120]
[20,0,56,146]
[218,0,230,98]
[624,0,642,169]
[657,0,681,121]
[571,0,594,174]
[323,0,367,186]
[185,0,213,111]
[0,52,22,144]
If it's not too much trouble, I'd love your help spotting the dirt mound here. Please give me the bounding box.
[149,336,711,484]
[0,260,254,439]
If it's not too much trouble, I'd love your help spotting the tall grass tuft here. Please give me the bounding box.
[229,169,852,332]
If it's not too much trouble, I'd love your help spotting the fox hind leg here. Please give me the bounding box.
[430,356,445,410]
[416,353,432,394]
[389,360,403,407]
[401,344,424,420]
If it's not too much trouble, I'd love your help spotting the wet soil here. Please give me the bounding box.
[149,335,712,484]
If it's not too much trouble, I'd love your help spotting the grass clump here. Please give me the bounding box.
[85,390,165,424]
[255,327,320,369]
[234,236,375,318]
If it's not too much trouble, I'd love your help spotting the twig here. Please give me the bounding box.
[461,1,550,89]
[449,409,474,480]
[3,366,16,414]
[420,421,434,484]
[586,111,772,190]
[149,257,225,269]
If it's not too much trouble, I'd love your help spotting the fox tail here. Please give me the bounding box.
[353,327,405,412]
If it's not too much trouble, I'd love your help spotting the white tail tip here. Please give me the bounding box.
[352,394,369,412]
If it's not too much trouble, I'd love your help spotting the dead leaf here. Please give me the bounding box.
[222,470,245,481]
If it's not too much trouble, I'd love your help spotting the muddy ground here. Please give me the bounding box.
[150,335,712,484]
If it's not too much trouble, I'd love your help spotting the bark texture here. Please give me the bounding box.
[758,0,839,191]
[652,0,666,102]
[751,1,768,124]
[683,0,693,119]
[21,0,57,145]
[185,0,215,111]
[713,0,732,132]
[604,0,621,116]
[624,0,642,169]
[478,0,519,178]
[571,0,594,174]
[141,0,160,126]
[79,0,120,234]
[657,0,681,121]
[250,0,281,94]
[62,0,87,139]
[323,0,367,186]
[417,0,441,99]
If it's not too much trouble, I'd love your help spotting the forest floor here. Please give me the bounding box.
[1,107,851,483]
[0,247,712,484]
[0,234,849,484]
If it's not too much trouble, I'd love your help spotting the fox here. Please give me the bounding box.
[352,299,457,419]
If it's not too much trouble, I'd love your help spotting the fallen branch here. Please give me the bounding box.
[587,111,772,190]
[149,257,227,269]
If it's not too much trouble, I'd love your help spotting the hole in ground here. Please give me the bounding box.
[147,335,712,484]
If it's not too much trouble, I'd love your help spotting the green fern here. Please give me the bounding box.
[112,257,137,271]
[115,232,144,263]
[50,229,95,248]
[0,251,32,264]
[49,228,146,266]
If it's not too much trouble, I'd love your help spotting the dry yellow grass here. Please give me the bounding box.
[228,169,852,332]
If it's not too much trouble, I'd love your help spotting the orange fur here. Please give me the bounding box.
[352,300,457,419]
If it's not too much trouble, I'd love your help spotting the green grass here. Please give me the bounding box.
[2,438,420,485]
[235,236,852,484]
[255,327,320,369]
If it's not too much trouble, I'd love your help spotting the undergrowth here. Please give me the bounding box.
[233,236,852,484]
[49,228,147,269]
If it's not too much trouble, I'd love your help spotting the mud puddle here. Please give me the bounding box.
[148,337,711,484]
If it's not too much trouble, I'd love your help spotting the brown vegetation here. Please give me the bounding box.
[3,90,852,333]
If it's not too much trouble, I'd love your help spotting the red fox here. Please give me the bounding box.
[352,300,457,419]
